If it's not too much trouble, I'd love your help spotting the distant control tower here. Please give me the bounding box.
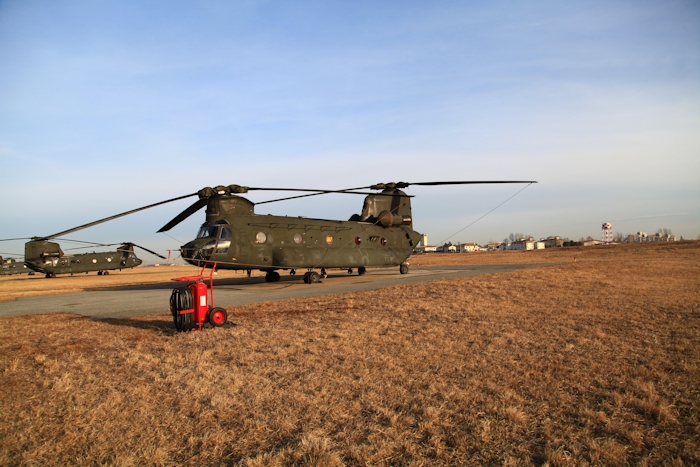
[420,234,429,247]
[602,222,612,244]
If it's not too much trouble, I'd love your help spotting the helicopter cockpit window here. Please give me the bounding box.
[197,220,231,239]
[197,224,217,239]
[215,227,233,254]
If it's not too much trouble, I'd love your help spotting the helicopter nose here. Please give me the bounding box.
[180,243,195,260]
[180,239,215,264]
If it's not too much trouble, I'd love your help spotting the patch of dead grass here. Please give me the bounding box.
[0,242,698,465]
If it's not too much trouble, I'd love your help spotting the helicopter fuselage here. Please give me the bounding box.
[181,215,421,271]
[179,191,422,272]
[24,240,143,277]
[0,256,30,276]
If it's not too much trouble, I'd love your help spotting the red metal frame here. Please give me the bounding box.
[171,262,217,331]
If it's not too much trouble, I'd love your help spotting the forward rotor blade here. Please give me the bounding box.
[0,252,23,257]
[53,238,113,246]
[157,198,208,232]
[255,190,410,205]
[64,244,117,251]
[0,237,31,242]
[43,192,199,240]
[247,186,371,193]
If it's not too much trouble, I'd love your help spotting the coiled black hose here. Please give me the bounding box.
[170,287,194,332]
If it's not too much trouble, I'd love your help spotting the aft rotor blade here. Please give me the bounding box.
[256,181,539,204]
[43,192,198,240]
[157,198,208,232]
[126,243,167,259]
[408,180,537,186]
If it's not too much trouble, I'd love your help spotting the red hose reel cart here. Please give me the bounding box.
[170,263,228,331]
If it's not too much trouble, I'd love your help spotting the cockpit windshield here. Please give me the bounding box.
[196,220,231,239]
[197,224,218,239]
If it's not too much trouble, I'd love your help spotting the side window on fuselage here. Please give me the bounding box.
[215,227,233,254]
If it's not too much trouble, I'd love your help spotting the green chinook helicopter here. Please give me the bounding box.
[23,240,165,278]
[0,255,30,276]
[49,180,533,284]
[0,235,165,278]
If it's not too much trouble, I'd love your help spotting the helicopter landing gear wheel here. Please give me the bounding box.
[358,266,366,276]
[320,268,327,279]
[45,272,56,279]
[290,269,296,276]
[347,268,353,274]
[208,307,228,327]
[265,271,280,282]
[400,263,409,274]
[303,271,320,284]
[103,271,109,275]
[97,271,103,276]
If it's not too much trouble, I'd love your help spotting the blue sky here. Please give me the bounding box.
[1,1,698,259]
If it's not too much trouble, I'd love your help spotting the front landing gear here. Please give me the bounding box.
[303,271,321,284]
[399,263,409,274]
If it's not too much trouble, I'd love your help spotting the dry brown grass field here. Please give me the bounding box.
[1,242,699,466]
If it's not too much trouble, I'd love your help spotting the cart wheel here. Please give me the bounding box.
[209,307,228,327]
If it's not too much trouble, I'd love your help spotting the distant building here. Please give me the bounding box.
[437,244,457,253]
[626,232,676,243]
[457,243,480,252]
[419,234,429,247]
[543,236,564,248]
[510,237,535,251]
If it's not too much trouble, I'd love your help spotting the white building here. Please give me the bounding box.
[458,243,480,252]
[510,237,535,251]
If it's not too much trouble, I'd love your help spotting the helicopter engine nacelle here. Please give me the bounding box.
[377,210,408,228]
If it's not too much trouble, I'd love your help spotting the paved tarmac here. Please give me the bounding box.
[0,264,554,319]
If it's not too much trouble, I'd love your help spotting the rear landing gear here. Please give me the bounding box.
[358,266,366,276]
[265,271,280,282]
